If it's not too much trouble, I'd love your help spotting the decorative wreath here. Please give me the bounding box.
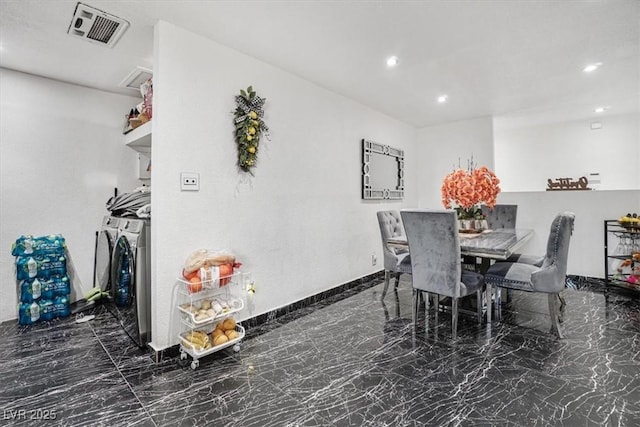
[233,86,269,173]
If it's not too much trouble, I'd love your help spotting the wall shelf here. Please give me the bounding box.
[124,121,151,153]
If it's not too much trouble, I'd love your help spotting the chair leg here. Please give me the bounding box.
[493,287,503,321]
[427,292,435,309]
[558,292,567,308]
[452,298,458,340]
[381,270,391,300]
[485,285,492,323]
[476,290,483,323]
[548,293,564,339]
[393,272,401,290]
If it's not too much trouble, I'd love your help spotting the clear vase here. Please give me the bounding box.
[459,220,474,232]
[458,219,488,233]
[475,219,488,230]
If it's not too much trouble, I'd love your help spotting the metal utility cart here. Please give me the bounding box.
[604,219,640,293]
[174,271,249,369]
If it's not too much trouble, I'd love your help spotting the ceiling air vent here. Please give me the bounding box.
[67,2,129,48]
[119,66,153,92]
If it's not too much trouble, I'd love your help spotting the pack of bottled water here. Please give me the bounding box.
[12,235,71,325]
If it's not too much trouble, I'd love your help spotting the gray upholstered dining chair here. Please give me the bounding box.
[465,204,519,273]
[377,211,412,299]
[401,209,485,339]
[484,211,575,338]
[481,204,518,229]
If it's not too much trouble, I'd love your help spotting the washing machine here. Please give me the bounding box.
[110,218,151,347]
[95,216,122,296]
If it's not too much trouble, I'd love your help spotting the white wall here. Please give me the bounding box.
[415,116,494,208]
[0,68,141,322]
[150,22,417,350]
[413,114,639,279]
[497,190,640,278]
[494,112,640,192]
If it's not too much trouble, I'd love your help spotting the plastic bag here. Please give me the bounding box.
[181,249,241,289]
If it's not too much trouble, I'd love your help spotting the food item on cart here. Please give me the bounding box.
[183,249,237,273]
[187,277,203,293]
[213,334,229,346]
[218,263,234,286]
[222,317,236,331]
[180,297,239,323]
[225,329,239,340]
[618,259,633,272]
[219,299,231,311]
[209,298,230,313]
[194,312,209,322]
[209,316,239,346]
[183,330,210,351]
[619,214,640,228]
[193,304,220,322]
[180,304,199,314]
[182,269,199,281]
[211,300,223,313]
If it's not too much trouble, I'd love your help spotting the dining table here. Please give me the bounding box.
[386,228,534,323]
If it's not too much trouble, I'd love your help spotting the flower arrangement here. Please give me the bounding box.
[233,86,269,173]
[441,158,501,220]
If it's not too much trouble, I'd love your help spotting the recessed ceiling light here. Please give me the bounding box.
[583,62,602,73]
[437,95,448,103]
[386,56,399,67]
[594,106,610,113]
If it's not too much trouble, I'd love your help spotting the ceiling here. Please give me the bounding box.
[1,0,638,128]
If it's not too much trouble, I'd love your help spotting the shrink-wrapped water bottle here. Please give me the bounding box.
[20,278,42,303]
[39,299,55,321]
[40,275,70,300]
[53,295,70,318]
[18,302,40,325]
[11,234,66,256]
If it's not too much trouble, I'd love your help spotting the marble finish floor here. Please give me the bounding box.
[1,276,639,426]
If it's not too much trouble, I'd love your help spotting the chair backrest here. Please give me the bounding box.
[377,211,407,270]
[541,211,575,272]
[531,211,575,292]
[482,204,518,229]
[401,210,462,298]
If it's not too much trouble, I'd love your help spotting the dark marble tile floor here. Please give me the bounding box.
[0,276,639,426]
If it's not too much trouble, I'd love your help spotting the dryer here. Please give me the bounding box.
[95,216,122,295]
[110,218,151,347]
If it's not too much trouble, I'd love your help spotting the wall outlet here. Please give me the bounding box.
[372,253,377,266]
[180,172,200,191]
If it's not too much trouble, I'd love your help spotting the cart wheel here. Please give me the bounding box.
[191,360,199,370]
[233,344,240,352]
[180,351,187,360]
